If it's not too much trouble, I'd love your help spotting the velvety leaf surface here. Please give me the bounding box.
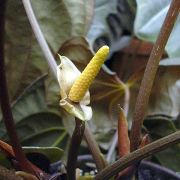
[0,76,47,137]
[5,0,47,100]
[31,0,95,52]
[5,0,94,101]
[0,77,68,149]
[16,113,68,148]
[63,0,95,37]
[134,0,180,57]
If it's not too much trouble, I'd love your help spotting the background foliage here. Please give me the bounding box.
[0,0,179,173]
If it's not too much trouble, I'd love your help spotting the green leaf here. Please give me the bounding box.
[23,146,64,163]
[144,116,177,138]
[63,0,95,37]
[0,76,47,137]
[134,0,180,57]
[0,77,68,149]
[5,0,94,101]
[15,112,68,148]
[31,0,94,52]
[5,0,48,100]
[144,116,180,172]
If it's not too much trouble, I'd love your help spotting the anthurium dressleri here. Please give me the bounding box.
[57,45,109,121]
[57,55,92,121]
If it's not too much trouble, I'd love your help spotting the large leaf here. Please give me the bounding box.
[134,0,180,57]
[144,116,180,172]
[0,76,47,137]
[31,0,94,52]
[0,76,68,149]
[15,112,68,148]
[5,0,94,101]
[63,0,95,37]
[5,0,47,100]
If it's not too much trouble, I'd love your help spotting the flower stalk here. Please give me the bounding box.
[84,123,107,171]
[67,118,85,180]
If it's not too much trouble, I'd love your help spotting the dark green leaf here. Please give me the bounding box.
[0,77,68,150]
[144,117,180,172]
[23,146,64,163]
[5,0,94,101]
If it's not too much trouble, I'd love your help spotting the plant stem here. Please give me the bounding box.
[84,123,107,171]
[106,75,130,162]
[94,130,180,180]
[130,0,180,151]
[67,118,85,180]
[22,0,57,79]
[0,0,35,176]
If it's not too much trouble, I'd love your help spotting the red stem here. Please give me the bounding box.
[0,0,35,176]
